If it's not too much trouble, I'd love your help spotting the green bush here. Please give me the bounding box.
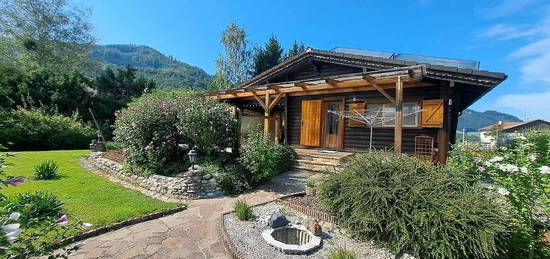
[113,93,238,175]
[217,164,252,195]
[175,96,239,156]
[33,160,59,180]
[0,109,95,150]
[105,141,123,150]
[318,151,507,259]
[239,130,297,184]
[234,199,253,221]
[4,191,64,227]
[329,249,357,259]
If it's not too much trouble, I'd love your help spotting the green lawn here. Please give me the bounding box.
[1,150,179,227]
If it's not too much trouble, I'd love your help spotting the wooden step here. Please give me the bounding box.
[291,147,354,173]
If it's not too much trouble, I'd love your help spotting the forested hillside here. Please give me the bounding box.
[91,44,211,89]
[458,109,523,132]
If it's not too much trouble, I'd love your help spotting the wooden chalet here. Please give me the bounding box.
[208,48,507,163]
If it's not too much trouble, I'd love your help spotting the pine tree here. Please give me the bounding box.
[252,35,283,76]
[285,41,306,60]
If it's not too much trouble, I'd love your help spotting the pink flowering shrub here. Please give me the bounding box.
[113,97,181,174]
[113,92,238,175]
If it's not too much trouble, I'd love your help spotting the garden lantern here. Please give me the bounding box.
[188,148,197,170]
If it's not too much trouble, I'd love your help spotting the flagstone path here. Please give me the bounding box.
[69,170,312,259]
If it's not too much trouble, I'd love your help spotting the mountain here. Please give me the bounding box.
[91,44,211,89]
[458,109,523,132]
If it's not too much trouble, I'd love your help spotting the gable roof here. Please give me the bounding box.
[239,48,507,89]
[479,120,550,131]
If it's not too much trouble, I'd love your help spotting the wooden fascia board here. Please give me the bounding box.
[211,75,421,99]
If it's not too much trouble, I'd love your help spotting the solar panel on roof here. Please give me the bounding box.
[331,47,394,59]
[330,47,480,70]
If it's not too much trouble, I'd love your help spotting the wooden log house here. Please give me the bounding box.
[207,48,507,163]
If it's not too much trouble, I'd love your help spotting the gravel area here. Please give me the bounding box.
[223,202,395,259]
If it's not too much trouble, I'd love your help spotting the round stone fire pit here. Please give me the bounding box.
[261,225,322,254]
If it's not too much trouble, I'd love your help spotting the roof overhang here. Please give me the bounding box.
[207,65,429,99]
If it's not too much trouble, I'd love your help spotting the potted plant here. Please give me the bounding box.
[305,179,316,196]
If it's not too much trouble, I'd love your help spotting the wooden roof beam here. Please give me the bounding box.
[363,75,395,104]
[251,91,267,111]
[324,78,340,87]
[267,92,284,112]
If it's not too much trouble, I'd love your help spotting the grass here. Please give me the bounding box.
[1,150,179,227]
[234,199,253,221]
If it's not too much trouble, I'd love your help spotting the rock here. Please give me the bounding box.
[305,218,322,236]
[268,213,289,228]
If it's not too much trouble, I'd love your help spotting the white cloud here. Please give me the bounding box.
[481,11,550,83]
[480,24,538,40]
[485,0,533,18]
[496,92,550,120]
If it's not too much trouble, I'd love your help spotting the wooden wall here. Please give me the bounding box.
[286,86,443,153]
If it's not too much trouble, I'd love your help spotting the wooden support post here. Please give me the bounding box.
[264,92,270,137]
[283,94,288,144]
[437,81,451,164]
[394,76,403,153]
[274,114,280,144]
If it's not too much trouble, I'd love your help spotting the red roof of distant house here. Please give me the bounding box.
[479,122,522,131]
[479,120,550,131]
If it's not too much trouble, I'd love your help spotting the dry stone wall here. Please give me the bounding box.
[87,152,222,200]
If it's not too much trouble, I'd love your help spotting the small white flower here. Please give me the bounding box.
[81,222,92,228]
[520,167,528,173]
[498,164,519,172]
[498,187,510,196]
[540,166,550,175]
[5,228,21,244]
[528,154,537,161]
[8,212,21,221]
[1,224,20,233]
[489,156,504,163]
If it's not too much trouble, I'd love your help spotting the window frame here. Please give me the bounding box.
[366,101,421,128]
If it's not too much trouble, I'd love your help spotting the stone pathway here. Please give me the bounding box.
[69,170,312,259]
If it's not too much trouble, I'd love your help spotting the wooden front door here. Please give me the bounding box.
[322,100,344,149]
[300,100,322,147]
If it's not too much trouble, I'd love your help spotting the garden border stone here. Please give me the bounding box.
[61,205,186,247]
[84,152,223,202]
[279,192,338,224]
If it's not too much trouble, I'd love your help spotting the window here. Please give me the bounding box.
[367,102,420,127]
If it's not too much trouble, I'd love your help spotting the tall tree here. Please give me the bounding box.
[285,41,306,60]
[253,35,283,76]
[0,0,96,71]
[214,22,252,89]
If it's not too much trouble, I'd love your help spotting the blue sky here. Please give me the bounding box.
[81,0,550,120]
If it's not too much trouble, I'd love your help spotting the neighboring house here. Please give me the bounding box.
[208,47,507,163]
[479,120,550,146]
